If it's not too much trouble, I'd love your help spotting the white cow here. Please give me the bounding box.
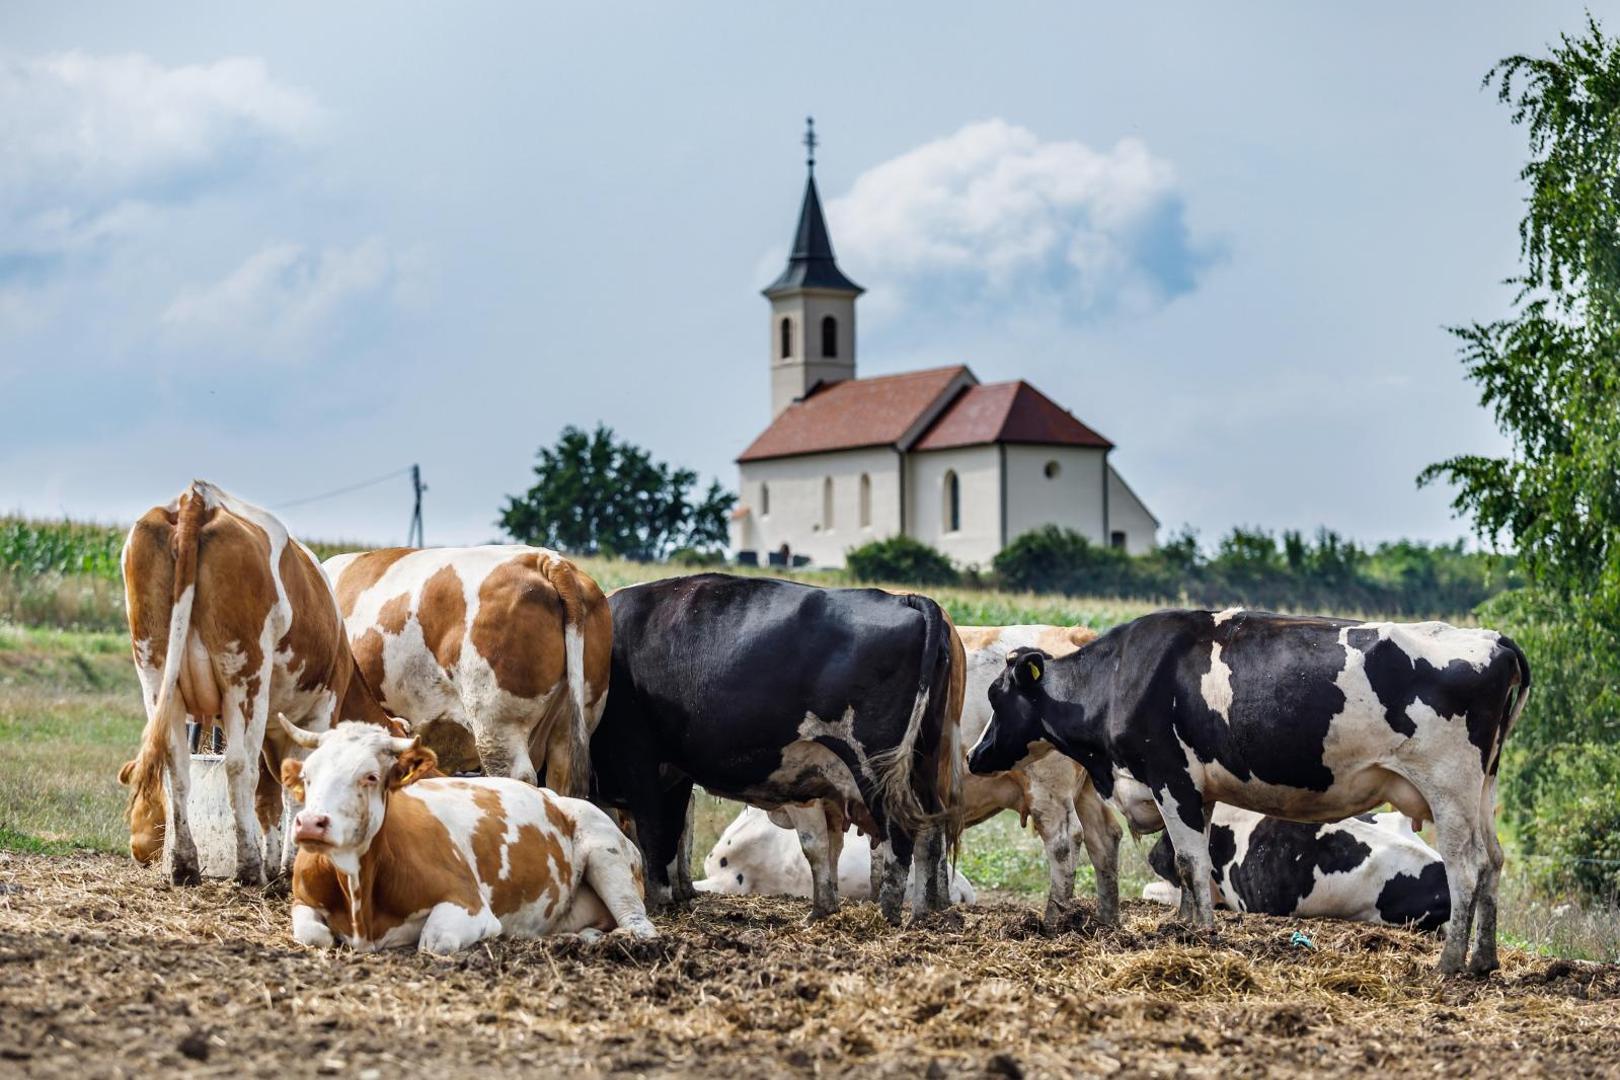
[696,806,976,905]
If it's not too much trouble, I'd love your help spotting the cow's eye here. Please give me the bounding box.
[362,772,380,786]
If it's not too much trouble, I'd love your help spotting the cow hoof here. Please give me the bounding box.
[576,928,607,945]
[1467,955,1500,977]
[170,862,202,887]
[234,866,267,888]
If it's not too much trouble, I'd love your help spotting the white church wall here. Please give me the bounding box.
[1107,464,1159,555]
[737,446,899,567]
[1003,444,1109,548]
[908,446,1001,569]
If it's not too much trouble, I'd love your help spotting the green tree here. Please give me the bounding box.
[1419,15,1620,624]
[499,424,736,561]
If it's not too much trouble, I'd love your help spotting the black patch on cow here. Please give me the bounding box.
[1227,818,1372,916]
[1375,862,1450,933]
[1352,813,1376,824]
[736,873,744,886]
[718,856,728,867]
[1208,823,1238,883]
[1148,834,1177,884]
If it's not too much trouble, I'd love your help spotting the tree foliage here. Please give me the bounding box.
[499,424,735,561]
[1419,15,1620,626]
[991,524,1512,616]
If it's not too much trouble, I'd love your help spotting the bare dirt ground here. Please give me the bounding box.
[3,853,1619,1078]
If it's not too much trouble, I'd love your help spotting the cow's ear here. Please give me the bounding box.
[280,759,306,800]
[1016,654,1045,690]
[389,743,439,789]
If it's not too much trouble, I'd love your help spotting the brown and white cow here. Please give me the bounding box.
[957,625,1122,925]
[120,481,392,886]
[279,717,655,951]
[321,547,610,797]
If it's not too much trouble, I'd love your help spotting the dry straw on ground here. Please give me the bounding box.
[2,852,1618,1077]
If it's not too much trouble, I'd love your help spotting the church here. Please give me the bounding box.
[730,128,1158,570]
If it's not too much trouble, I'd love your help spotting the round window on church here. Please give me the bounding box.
[1044,460,1061,480]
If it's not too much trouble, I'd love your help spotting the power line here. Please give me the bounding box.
[272,467,413,510]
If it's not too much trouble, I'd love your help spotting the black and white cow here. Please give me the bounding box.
[1142,807,1450,930]
[967,608,1529,974]
[591,574,962,924]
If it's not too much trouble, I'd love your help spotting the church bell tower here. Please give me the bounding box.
[763,117,863,418]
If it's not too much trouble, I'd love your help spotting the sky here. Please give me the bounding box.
[0,3,1606,550]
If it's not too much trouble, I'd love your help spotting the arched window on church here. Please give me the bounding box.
[822,476,835,530]
[858,473,871,528]
[821,315,837,358]
[943,471,961,533]
[780,316,792,359]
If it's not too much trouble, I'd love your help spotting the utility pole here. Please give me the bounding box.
[408,464,426,547]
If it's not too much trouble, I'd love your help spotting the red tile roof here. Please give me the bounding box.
[737,366,971,462]
[913,380,1113,451]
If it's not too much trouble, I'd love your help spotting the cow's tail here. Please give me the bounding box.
[1494,634,1533,774]
[123,483,206,822]
[867,595,953,837]
[938,617,967,861]
[543,555,593,798]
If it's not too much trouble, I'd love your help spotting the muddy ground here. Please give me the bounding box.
[2,853,1618,1078]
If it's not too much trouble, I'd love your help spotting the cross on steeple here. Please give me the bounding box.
[803,116,817,172]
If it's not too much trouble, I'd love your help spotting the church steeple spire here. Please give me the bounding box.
[763,117,863,298]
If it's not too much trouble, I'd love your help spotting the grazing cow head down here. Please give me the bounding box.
[119,758,165,865]
[277,716,438,863]
[968,647,1051,775]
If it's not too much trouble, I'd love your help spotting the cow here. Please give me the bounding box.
[119,481,393,886]
[591,574,963,924]
[956,625,1121,926]
[967,608,1530,974]
[277,717,655,951]
[1140,806,1451,930]
[321,546,610,797]
[694,804,978,904]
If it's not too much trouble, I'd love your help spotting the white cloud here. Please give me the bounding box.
[0,50,322,278]
[823,119,1216,323]
[162,238,412,362]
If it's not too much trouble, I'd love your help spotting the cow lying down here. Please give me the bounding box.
[694,806,977,905]
[1140,806,1450,931]
[278,718,656,952]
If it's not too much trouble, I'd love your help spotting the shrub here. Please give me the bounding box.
[993,525,1132,596]
[1515,742,1620,900]
[845,536,958,587]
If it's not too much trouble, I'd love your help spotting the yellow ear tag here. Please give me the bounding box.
[1029,662,1042,680]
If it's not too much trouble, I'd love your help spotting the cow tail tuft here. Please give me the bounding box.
[543,555,592,798]
[125,483,206,825]
[867,595,951,836]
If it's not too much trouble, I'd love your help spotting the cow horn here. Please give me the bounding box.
[276,712,324,749]
[386,735,416,755]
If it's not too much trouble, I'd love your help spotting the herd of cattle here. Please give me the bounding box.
[115,482,1529,974]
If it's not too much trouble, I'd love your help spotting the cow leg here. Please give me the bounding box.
[255,757,288,886]
[419,900,502,954]
[670,793,696,906]
[633,778,693,912]
[1156,795,1215,928]
[1029,794,1079,926]
[1431,795,1487,975]
[1469,776,1506,975]
[162,713,202,886]
[576,810,658,940]
[868,838,888,903]
[1075,782,1122,925]
[475,723,538,787]
[906,823,950,915]
[221,680,268,887]
[784,803,840,919]
[291,902,334,948]
[877,828,915,925]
